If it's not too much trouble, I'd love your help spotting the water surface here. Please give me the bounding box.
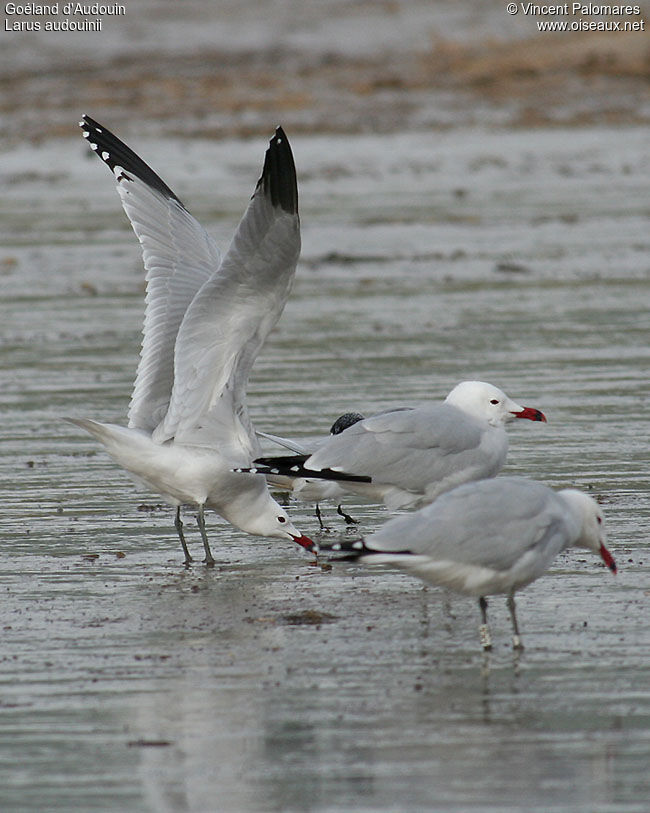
[1,125,649,812]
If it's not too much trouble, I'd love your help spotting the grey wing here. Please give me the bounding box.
[306,404,488,493]
[153,128,300,458]
[80,116,220,433]
[256,430,313,455]
[367,478,567,571]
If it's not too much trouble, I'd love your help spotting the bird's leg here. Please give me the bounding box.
[442,589,456,621]
[314,503,327,531]
[196,505,215,567]
[507,593,524,650]
[478,596,492,651]
[336,504,358,525]
[174,506,193,565]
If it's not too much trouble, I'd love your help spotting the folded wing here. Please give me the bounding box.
[368,477,565,572]
[306,403,488,494]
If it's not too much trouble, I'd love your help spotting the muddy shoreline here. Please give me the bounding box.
[1,1,649,142]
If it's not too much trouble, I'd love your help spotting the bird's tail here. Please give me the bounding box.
[236,454,372,484]
[63,418,153,463]
[64,416,112,443]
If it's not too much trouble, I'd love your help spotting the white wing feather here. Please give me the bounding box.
[153,131,300,455]
[79,116,221,433]
[120,183,221,431]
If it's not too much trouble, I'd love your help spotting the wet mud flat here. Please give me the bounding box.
[2,121,650,811]
[0,537,648,813]
[1,0,650,141]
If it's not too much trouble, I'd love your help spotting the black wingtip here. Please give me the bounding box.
[252,454,371,484]
[257,126,298,214]
[319,537,369,561]
[319,537,414,563]
[79,114,185,207]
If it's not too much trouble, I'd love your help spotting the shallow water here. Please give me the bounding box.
[1,124,649,812]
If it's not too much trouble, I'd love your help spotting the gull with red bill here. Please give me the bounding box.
[320,476,617,650]
[67,116,314,564]
[245,380,547,512]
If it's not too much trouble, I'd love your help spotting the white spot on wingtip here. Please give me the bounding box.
[90,142,98,150]
[352,541,363,550]
[82,130,90,138]
[101,151,110,161]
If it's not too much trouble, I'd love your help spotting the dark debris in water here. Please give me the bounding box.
[246,609,338,627]
[494,261,531,274]
[282,609,338,626]
[79,551,126,561]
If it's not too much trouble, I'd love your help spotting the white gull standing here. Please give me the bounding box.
[321,476,617,650]
[246,381,547,511]
[67,115,315,564]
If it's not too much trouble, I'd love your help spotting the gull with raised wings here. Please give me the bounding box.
[67,116,314,564]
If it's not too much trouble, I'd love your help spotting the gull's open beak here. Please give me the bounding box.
[513,406,547,422]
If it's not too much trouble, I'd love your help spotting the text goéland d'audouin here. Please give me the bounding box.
[5,3,125,32]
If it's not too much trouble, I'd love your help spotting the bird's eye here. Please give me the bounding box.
[597,516,602,525]
[278,516,287,523]
[490,399,499,405]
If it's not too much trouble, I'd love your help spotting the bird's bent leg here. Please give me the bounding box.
[507,593,524,650]
[337,504,358,525]
[196,505,215,567]
[478,596,492,651]
[175,507,193,565]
